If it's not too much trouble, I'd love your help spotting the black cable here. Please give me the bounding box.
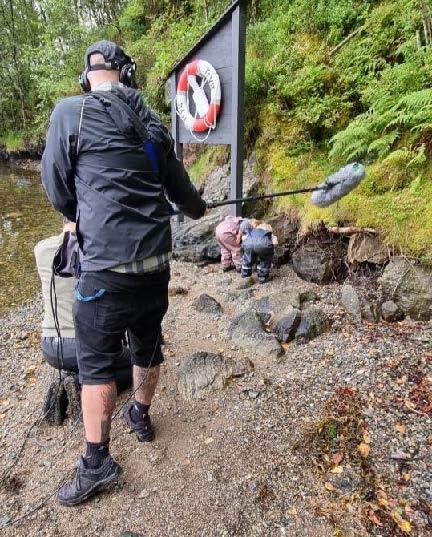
[3,327,161,528]
[0,268,66,485]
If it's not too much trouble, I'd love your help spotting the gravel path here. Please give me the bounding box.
[0,261,430,536]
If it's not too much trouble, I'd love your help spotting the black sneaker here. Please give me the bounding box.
[58,455,121,506]
[123,403,155,442]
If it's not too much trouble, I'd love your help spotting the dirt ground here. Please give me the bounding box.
[0,261,431,537]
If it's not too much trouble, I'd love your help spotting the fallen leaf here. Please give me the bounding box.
[287,507,297,515]
[394,422,407,434]
[332,452,343,465]
[330,465,343,474]
[398,520,412,534]
[363,430,371,444]
[204,437,214,445]
[402,472,411,482]
[281,342,290,352]
[368,510,382,526]
[358,442,370,457]
[378,497,390,508]
[24,365,37,379]
[324,482,335,491]
[404,399,416,411]
[391,509,412,534]
[0,399,10,406]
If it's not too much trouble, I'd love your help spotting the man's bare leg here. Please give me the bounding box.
[133,364,160,405]
[124,365,160,442]
[82,381,117,442]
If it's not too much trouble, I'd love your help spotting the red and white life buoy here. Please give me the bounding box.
[176,59,221,133]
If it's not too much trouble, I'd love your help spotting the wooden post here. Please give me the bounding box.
[230,0,246,216]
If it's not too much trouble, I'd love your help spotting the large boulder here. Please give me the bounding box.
[173,154,263,263]
[295,307,332,343]
[379,257,432,320]
[177,352,232,399]
[202,164,230,202]
[292,236,348,284]
[171,209,225,263]
[228,310,282,358]
[267,213,299,266]
[347,233,389,265]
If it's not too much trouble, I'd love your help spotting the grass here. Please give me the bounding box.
[253,137,432,261]
[0,132,25,153]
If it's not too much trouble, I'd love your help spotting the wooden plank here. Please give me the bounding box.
[229,0,246,216]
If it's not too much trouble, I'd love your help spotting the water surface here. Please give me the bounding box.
[0,165,60,315]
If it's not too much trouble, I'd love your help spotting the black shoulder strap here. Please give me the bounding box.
[91,90,150,142]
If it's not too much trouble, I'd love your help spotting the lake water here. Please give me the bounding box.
[0,165,61,315]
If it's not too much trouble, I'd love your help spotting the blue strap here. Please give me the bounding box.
[75,284,106,302]
[143,140,159,173]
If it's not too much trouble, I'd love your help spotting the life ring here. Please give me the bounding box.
[176,59,221,133]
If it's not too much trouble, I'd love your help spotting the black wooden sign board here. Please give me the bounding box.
[167,0,246,216]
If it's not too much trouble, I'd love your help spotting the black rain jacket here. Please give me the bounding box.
[41,85,206,271]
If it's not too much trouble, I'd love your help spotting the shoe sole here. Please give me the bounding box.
[58,470,121,507]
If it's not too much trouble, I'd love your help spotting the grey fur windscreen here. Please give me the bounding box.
[311,163,365,208]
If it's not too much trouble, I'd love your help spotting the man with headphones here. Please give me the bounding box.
[41,40,206,505]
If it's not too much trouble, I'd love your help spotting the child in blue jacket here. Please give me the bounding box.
[240,219,278,283]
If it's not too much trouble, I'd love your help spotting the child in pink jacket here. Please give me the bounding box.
[215,215,243,272]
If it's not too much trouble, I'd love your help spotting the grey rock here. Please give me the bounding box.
[202,164,230,201]
[253,292,301,324]
[202,153,261,207]
[295,307,332,343]
[172,209,224,264]
[340,284,362,322]
[231,357,254,378]
[379,257,432,320]
[228,310,282,358]
[274,307,301,343]
[347,233,389,265]
[292,237,348,284]
[266,213,299,266]
[390,450,412,461]
[0,517,11,529]
[173,154,263,264]
[327,467,362,495]
[193,293,222,314]
[177,352,232,399]
[361,302,381,323]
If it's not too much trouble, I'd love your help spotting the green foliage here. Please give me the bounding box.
[1,0,432,257]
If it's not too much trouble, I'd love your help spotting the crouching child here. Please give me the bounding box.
[215,215,243,272]
[240,219,278,283]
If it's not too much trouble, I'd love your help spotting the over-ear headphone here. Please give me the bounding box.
[120,61,137,89]
[78,59,137,93]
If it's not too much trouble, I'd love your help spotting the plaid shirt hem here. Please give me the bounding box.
[108,252,172,274]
